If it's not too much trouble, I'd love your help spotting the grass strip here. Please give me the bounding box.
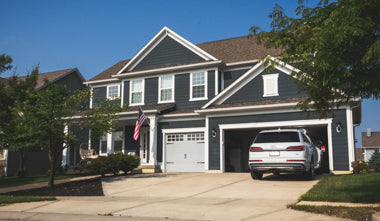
[0,195,56,205]
[0,174,81,189]
[288,204,380,221]
[299,173,380,203]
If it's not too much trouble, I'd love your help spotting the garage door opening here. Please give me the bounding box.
[224,125,329,173]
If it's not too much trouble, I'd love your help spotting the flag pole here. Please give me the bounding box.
[139,106,150,126]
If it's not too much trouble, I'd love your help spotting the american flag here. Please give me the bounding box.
[133,107,146,140]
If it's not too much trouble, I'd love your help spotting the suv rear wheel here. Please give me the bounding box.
[304,159,315,180]
[250,171,263,180]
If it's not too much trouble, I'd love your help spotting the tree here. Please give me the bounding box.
[0,53,13,74]
[13,81,123,187]
[0,54,38,176]
[368,149,380,172]
[251,0,380,116]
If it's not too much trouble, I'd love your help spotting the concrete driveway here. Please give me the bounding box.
[0,173,347,220]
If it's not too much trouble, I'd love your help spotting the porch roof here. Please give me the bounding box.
[120,103,175,116]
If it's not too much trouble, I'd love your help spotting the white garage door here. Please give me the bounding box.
[166,133,205,172]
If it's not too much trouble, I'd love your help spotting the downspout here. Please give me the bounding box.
[351,103,361,162]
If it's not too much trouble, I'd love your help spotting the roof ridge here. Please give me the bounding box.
[197,35,253,45]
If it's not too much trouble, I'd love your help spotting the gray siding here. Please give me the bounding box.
[145,78,158,105]
[124,125,141,155]
[208,110,349,170]
[133,36,204,71]
[223,69,249,89]
[56,71,86,93]
[224,69,306,104]
[157,120,205,162]
[7,151,50,176]
[174,70,215,110]
[123,81,129,105]
[92,86,106,108]
[121,70,216,109]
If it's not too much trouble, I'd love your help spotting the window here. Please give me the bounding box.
[262,74,279,97]
[100,134,108,155]
[130,79,144,105]
[113,130,123,153]
[190,71,207,100]
[107,85,119,99]
[187,133,204,141]
[167,134,184,142]
[254,132,300,143]
[159,75,174,102]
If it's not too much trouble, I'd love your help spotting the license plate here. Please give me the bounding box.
[269,151,280,156]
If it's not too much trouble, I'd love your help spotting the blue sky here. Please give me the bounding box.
[0,0,379,147]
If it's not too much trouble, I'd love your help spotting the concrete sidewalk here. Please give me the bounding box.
[0,173,348,220]
[0,175,100,194]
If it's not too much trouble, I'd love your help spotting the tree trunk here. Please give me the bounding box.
[18,147,25,177]
[48,151,55,188]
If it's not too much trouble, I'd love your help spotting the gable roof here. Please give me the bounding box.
[87,29,284,83]
[14,68,85,90]
[362,132,380,148]
[88,59,130,83]
[118,27,218,74]
[197,36,283,64]
[201,57,300,109]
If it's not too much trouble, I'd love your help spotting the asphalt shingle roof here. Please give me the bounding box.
[88,35,283,82]
[16,68,78,90]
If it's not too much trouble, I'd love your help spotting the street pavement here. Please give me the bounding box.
[0,173,348,220]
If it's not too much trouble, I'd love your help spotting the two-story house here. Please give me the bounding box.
[75,27,361,173]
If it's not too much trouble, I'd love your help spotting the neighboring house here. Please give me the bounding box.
[70,27,360,173]
[362,129,380,162]
[2,68,86,176]
[355,148,364,161]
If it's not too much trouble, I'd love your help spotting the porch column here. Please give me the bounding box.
[148,115,157,165]
[62,124,69,167]
[107,132,112,154]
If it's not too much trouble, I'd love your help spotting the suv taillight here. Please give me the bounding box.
[286,146,305,151]
[249,147,263,152]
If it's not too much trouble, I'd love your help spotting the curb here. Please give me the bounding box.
[0,175,101,194]
[297,201,380,208]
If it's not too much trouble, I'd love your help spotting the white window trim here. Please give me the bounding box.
[129,79,145,106]
[106,84,121,100]
[262,73,279,97]
[158,75,175,103]
[189,70,208,101]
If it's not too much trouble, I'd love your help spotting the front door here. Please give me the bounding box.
[139,128,150,164]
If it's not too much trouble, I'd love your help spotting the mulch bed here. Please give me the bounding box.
[1,177,103,196]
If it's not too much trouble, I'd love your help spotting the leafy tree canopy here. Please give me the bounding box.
[251,0,380,116]
[0,53,13,74]
[13,81,124,187]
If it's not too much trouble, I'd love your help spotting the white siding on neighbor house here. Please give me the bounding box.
[364,148,379,162]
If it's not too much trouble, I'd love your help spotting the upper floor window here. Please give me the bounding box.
[262,73,279,97]
[107,85,120,99]
[190,71,207,101]
[130,79,144,105]
[159,75,174,103]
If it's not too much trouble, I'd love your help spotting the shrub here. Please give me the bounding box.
[368,149,380,172]
[85,153,140,176]
[85,156,110,177]
[351,161,368,174]
[118,153,139,174]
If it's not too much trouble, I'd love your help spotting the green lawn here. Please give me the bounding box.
[0,174,80,189]
[0,195,56,205]
[288,204,380,221]
[300,173,380,203]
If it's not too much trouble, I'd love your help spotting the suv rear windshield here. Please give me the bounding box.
[254,132,300,143]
